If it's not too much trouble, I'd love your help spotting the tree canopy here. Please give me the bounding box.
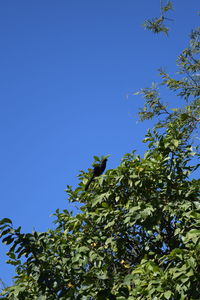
[1,2,200,299]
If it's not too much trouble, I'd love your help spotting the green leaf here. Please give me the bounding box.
[6,259,20,266]
[0,228,12,237]
[91,193,107,207]
[2,236,14,245]
[124,216,131,224]
[93,156,99,161]
[162,1,173,12]
[104,220,115,229]
[164,290,172,299]
[172,139,179,147]
[96,273,108,280]
[101,202,109,209]
[78,246,90,253]
[0,218,12,225]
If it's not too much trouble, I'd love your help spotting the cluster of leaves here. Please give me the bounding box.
[0,122,199,299]
[1,2,200,300]
[143,0,174,35]
[135,26,200,138]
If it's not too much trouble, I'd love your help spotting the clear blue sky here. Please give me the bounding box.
[0,0,199,286]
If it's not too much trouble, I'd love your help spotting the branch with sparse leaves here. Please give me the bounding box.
[143,0,174,35]
[135,27,200,138]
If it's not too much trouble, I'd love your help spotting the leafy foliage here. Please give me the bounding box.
[0,3,200,300]
[135,27,200,138]
[143,1,174,35]
[0,123,199,299]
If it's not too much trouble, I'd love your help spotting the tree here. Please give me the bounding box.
[1,3,199,300]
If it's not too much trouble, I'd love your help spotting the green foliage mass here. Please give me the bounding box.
[0,2,200,299]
